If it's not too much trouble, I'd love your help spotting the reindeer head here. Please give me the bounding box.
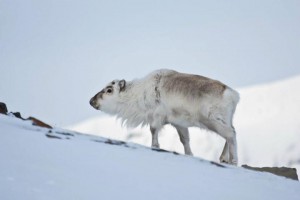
[90,79,126,114]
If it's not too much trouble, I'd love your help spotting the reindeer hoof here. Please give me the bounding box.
[219,156,229,164]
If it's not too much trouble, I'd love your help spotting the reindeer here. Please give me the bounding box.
[90,69,239,165]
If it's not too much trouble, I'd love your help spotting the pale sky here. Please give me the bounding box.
[1,0,300,126]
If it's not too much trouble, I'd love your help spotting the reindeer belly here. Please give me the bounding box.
[159,92,219,127]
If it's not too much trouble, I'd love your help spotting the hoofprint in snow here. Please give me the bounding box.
[71,75,300,172]
[1,115,300,200]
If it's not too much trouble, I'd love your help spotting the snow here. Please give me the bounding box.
[1,114,300,200]
[71,75,300,172]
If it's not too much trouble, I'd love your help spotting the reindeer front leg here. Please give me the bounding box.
[149,111,165,149]
[173,125,193,156]
[150,126,160,148]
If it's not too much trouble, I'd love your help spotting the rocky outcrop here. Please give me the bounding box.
[0,102,52,129]
[242,165,298,181]
[0,102,8,114]
[28,117,52,129]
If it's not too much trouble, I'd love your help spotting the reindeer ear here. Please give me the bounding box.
[118,79,126,92]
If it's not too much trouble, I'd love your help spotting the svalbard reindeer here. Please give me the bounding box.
[90,69,239,165]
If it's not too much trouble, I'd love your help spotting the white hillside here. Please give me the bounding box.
[235,75,300,170]
[71,76,300,171]
[1,115,300,200]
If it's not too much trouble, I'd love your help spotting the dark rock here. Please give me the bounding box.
[0,103,52,129]
[210,161,226,168]
[104,139,127,146]
[45,130,72,140]
[45,134,62,139]
[242,165,298,181]
[93,139,129,147]
[11,112,25,120]
[0,102,8,114]
[54,131,74,137]
[151,147,179,155]
[27,117,52,129]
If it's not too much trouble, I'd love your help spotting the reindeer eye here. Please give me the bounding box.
[107,88,112,93]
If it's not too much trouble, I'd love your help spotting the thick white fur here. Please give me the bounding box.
[91,69,239,165]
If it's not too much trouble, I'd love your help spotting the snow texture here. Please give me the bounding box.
[1,114,300,200]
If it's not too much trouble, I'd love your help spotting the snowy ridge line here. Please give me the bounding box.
[0,113,228,170]
[6,114,297,180]
[46,122,230,169]
[1,114,298,181]
[15,110,295,180]
[6,114,235,176]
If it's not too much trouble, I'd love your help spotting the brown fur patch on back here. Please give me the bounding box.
[162,72,227,98]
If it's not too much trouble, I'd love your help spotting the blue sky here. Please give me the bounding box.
[1,0,299,126]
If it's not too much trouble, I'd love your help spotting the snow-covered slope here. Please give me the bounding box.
[71,75,300,172]
[1,115,300,200]
[235,75,300,170]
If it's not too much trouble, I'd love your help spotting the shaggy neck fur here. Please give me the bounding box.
[113,79,157,127]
